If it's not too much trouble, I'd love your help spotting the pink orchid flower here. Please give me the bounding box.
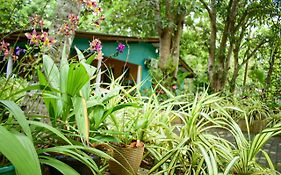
[25,30,41,45]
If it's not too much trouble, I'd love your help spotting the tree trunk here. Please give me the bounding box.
[228,18,247,93]
[158,28,172,71]
[229,48,239,93]
[171,12,185,77]
[204,0,239,92]
[265,47,277,91]
[156,1,185,78]
[210,64,226,92]
[48,0,82,63]
[208,0,217,91]
[158,0,173,72]
[217,0,238,65]
[243,60,249,87]
[222,42,234,87]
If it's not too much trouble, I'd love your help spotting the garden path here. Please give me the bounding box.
[213,129,281,172]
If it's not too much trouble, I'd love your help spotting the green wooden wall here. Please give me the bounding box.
[72,38,158,89]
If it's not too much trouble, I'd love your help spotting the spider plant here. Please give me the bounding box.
[199,98,280,175]
[103,79,172,145]
[145,90,235,174]
[243,97,270,125]
[226,121,281,175]
[142,86,275,175]
[223,95,270,125]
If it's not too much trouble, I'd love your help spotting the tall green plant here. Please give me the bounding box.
[0,100,41,175]
[0,100,112,175]
[38,45,96,144]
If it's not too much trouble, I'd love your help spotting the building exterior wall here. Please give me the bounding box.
[72,38,158,89]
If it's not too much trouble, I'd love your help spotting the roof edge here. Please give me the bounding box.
[1,29,159,43]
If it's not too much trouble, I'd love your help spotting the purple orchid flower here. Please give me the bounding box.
[15,46,26,56]
[116,43,125,53]
[90,38,102,52]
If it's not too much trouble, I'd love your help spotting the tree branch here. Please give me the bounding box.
[199,0,211,17]
[165,0,173,23]
[153,0,162,35]
[241,40,268,66]
[218,0,238,65]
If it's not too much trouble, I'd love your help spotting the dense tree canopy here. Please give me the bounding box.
[0,0,56,33]
[1,0,280,97]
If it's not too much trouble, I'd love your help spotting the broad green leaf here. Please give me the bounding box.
[38,70,59,122]
[80,62,96,100]
[0,100,32,140]
[60,44,70,117]
[75,46,85,62]
[43,54,60,90]
[28,121,72,145]
[86,54,97,64]
[0,126,41,175]
[89,104,105,130]
[40,156,80,175]
[38,69,49,87]
[67,63,89,96]
[72,96,89,143]
[61,43,69,67]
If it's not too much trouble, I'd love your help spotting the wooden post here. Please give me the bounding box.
[6,56,13,79]
[137,65,142,84]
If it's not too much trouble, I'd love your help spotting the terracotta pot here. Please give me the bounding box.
[238,119,267,134]
[109,143,144,175]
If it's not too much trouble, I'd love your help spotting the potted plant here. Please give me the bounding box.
[70,76,143,175]
[236,97,270,133]
[103,84,165,175]
[109,140,144,175]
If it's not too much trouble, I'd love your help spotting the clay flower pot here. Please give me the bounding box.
[109,141,144,175]
[238,119,267,133]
